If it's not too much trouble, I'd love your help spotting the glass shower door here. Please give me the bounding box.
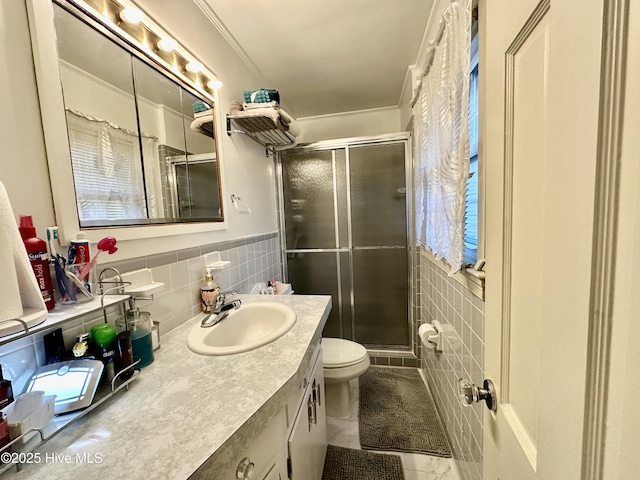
[349,143,408,347]
[280,140,409,349]
[281,149,351,338]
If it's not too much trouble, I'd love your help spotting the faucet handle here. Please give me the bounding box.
[214,290,238,308]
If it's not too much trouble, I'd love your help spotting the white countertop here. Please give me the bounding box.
[7,294,331,480]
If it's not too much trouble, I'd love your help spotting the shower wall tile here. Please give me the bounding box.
[0,232,283,392]
[418,249,484,480]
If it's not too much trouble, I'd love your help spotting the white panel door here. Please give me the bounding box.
[483,0,606,478]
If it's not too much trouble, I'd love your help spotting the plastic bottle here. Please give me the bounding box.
[18,215,55,311]
[68,232,91,295]
[200,268,220,313]
[90,323,117,384]
[126,308,154,368]
[0,365,14,410]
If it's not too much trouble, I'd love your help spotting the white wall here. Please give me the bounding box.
[295,106,402,143]
[0,1,56,236]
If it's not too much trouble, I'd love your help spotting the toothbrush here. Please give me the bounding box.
[46,227,74,302]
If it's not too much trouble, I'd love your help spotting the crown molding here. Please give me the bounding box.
[192,0,264,82]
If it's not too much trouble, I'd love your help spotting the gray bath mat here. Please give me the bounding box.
[322,445,405,480]
[359,366,452,457]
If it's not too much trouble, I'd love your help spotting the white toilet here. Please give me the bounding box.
[322,337,370,418]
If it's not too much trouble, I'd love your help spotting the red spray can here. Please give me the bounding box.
[18,215,55,311]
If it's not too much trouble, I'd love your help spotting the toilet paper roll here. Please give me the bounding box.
[418,323,438,349]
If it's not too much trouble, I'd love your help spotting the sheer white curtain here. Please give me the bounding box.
[65,109,160,222]
[414,0,472,274]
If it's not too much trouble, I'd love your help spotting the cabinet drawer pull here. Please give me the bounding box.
[313,381,321,407]
[307,395,316,431]
[236,457,255,479]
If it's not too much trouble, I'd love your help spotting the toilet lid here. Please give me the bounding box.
[323,338,368,368]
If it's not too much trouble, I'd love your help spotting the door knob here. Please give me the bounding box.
[458,378,497,412]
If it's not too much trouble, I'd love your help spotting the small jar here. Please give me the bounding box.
[116,331,134,381]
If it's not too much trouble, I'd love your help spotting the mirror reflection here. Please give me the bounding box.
[53,4,223,227]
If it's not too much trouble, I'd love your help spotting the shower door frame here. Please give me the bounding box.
[276,133,415,356]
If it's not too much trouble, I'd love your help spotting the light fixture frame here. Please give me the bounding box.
[67,0,221,99]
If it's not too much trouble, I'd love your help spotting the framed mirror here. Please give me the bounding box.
[26,0,226,243]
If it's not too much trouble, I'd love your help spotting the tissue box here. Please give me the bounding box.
[3,391,56,443]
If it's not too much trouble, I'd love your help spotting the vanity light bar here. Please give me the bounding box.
[185,61,204,73]
[69,0,221,99]
[118,6,143,24]
[157,36,177,52]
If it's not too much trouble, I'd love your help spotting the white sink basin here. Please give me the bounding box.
[186,302,296,356]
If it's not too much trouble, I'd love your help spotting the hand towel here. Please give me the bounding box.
[243,89,280,104]
[0,182,47,333]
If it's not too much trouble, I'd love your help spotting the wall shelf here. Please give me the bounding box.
[0,365,140,475]
[0,295,130,348]
[190,110,215,138]
[226,113,295,156]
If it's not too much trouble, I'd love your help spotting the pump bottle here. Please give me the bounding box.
[200,268,220,313]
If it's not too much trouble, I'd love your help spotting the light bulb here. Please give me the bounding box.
[157,37,178,52]
[207,79,223,90]
[119,7,144,24]
[185,61,203,73]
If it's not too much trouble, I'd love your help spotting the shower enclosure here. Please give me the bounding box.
[277,135,411,350]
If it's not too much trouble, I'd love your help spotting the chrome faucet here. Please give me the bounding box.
[201,291,241,328]
[214,290,238,311]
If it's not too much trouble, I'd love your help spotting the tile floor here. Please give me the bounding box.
[326,377,460,480]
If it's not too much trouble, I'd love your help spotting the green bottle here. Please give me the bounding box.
[90,324,117,384]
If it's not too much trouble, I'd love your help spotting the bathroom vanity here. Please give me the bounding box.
[3,295,330,480]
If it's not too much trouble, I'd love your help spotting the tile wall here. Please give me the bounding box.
[0,232,282,394]
[418,249,485,480]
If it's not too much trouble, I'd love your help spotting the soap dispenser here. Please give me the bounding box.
[120,299,154,369]
[201,268,220,313]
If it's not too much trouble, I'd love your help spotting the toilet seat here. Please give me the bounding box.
[323,338,368,368]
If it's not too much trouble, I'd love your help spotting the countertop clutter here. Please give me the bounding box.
[6,294,331,480]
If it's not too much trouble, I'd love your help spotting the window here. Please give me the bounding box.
[465,28,479,265]
[66,109,159,225]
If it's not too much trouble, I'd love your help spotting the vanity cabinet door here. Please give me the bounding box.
[287,349,327,480]
[189,410,287,480]
[262,463,284,480]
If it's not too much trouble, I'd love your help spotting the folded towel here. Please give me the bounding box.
[243,101,279,110]
[279,109,294,124]
[192,100,211,114]
[278,114,291,127]
[243,89,280,104]
[0,182,47,331]
[228,100,244,116]
[238,107,282,127]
